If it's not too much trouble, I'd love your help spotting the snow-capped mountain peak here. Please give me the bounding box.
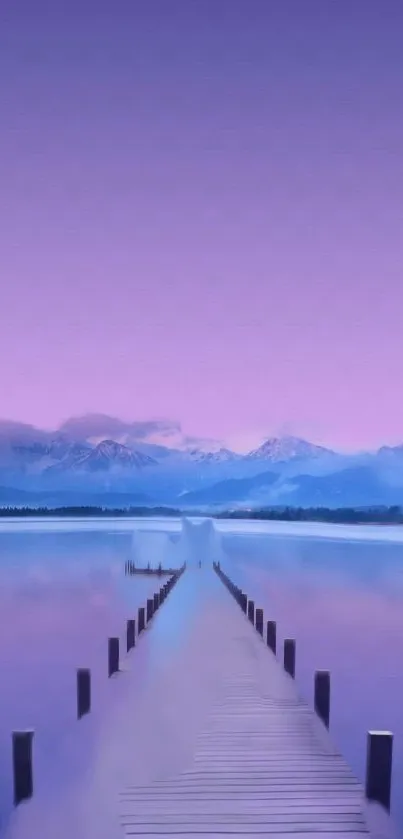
[246,435,334,463]
[90,439,134,462]
[185,447,240,464]
[47,439,157,474]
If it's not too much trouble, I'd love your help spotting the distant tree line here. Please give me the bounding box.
[215,506,403,524]
[1,504,403,524]
[0,505,182,518]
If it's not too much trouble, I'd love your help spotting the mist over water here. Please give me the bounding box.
[130,529,177,569]
[174,517,225,567]
[129,518,223,570]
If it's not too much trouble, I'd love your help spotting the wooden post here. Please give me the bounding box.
[153,592,159,612]
[365,731,393,811]
[255,608,264,636]
[266,620,277,654]
[126,619,135,652]
[241,593,247,613]
[12,731,34,806]
[138,606,145,633]
[314,670,330,728]
[284,638,296,677]
[108,637,119,677]
[247,600,255,624]
[77,668,91,719]
[146,598,154,623]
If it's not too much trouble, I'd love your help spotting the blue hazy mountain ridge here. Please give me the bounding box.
[180,465,403,510]
[284,466,403,508]
[179,471,280,507]
[0,415,403,508]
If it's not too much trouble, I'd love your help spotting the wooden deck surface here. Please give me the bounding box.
[117,568,379,838]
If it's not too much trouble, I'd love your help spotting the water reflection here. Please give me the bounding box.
[0,529,161,830]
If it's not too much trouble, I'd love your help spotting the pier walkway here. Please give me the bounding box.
[5,566,397,839]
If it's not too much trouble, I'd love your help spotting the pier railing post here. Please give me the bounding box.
[247,600,255,624]
[314,670,330,728]
[77,668,91,719]
[266,620,277,654]
[12,731,34,806]
[365,731,393,811]
[126,619,136,652]
[108,637,119,677]
[255,608,264,636]
[284,638,296,677]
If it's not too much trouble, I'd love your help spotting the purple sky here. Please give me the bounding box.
[1,1,403,452]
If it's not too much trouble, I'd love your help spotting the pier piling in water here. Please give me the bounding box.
[146,598,154,623]
[266,620,277,654]
[284,638,296,677]
[314,670,330,728]
[108,637,119,677]
[12,731,34,806]
[138,606,145,633]
[126,619,136,652]
[77,668,91,719]
[255,608,264,636]
[247,600,255,624]
[365,731,393,811]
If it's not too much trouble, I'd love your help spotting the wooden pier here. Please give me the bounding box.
[116,566,396,838]
[6,563,398,839]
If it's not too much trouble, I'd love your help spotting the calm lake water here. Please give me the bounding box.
[1,516,403,832]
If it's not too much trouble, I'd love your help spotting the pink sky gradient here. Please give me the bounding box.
[1,1,403,452]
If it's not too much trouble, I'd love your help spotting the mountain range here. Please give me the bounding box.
[1,414,403,510]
